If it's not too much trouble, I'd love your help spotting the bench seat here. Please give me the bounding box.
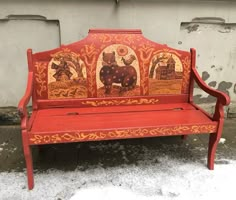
[28,103,217,145]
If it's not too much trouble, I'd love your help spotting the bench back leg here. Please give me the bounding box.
[22,130,34,190]
[207,119,224,170]
[181,135,188,140]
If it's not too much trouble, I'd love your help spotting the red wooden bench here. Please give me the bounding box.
[18,29,230,190]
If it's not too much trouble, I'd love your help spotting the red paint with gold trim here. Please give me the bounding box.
[33,29,191,101]
[18,29,230,190]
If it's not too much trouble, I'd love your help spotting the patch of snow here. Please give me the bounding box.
[0,157,235,200]
[0,147,3,152]
[70,186,144,200]
[69,159,236,200]
[219,138,226,144]
[0,142,7,146]
[193,147,206,151]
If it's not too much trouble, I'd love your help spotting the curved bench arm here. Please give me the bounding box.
[192,68,230,106]
[18,72,33,130]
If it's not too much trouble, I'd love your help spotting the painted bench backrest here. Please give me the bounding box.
[30,29,192,109]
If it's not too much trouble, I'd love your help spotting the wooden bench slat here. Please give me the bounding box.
[30,107,216,133]
[37,103,196,116]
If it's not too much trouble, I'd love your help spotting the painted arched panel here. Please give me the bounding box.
[96,44,140,97]
[47,49,87,99]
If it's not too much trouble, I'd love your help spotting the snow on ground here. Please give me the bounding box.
[219,138,226,144]
[0,157,236,200]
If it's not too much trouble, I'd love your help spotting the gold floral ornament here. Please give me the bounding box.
[98,34,112,43]
[80,44,99,97]
[35,62,47,97]
[29,125,216,144]
[181,56,191,94]
[137,44,155,94]
[81,98,159,107]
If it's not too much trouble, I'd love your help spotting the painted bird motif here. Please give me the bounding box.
[121,55,136,66]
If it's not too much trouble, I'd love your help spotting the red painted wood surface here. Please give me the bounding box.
[17,29,230,190]
[188,48,196,103]
[30,105,215,133]
[31,28,192,102]
[28,104,217,145]
[36,95,189,109]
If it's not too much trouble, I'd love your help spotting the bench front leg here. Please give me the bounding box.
[22,130,34,190]
[208,116,224,170]
[207,100,225,170]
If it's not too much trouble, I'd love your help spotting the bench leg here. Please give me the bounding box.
[22,131,34,190]
[181,135,187,140]
[207,119,224,170]
[207,134,218,170]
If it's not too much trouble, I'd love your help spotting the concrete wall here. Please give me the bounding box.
[0,0,236,107]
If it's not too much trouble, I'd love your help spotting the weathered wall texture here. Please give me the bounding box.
[0,0,235,108]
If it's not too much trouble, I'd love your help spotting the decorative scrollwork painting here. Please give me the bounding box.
[33,30,191,102]
[29,125,217,145]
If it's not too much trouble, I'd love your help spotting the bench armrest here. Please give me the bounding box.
[18,72,33,130]
[192,68,230,106]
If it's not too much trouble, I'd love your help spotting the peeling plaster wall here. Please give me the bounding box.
[0,0,236,107]
[180,22,236,104]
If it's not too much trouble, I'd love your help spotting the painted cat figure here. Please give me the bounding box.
[100,51,137,95]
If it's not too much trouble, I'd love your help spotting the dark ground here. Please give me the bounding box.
[0,119,235,172]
